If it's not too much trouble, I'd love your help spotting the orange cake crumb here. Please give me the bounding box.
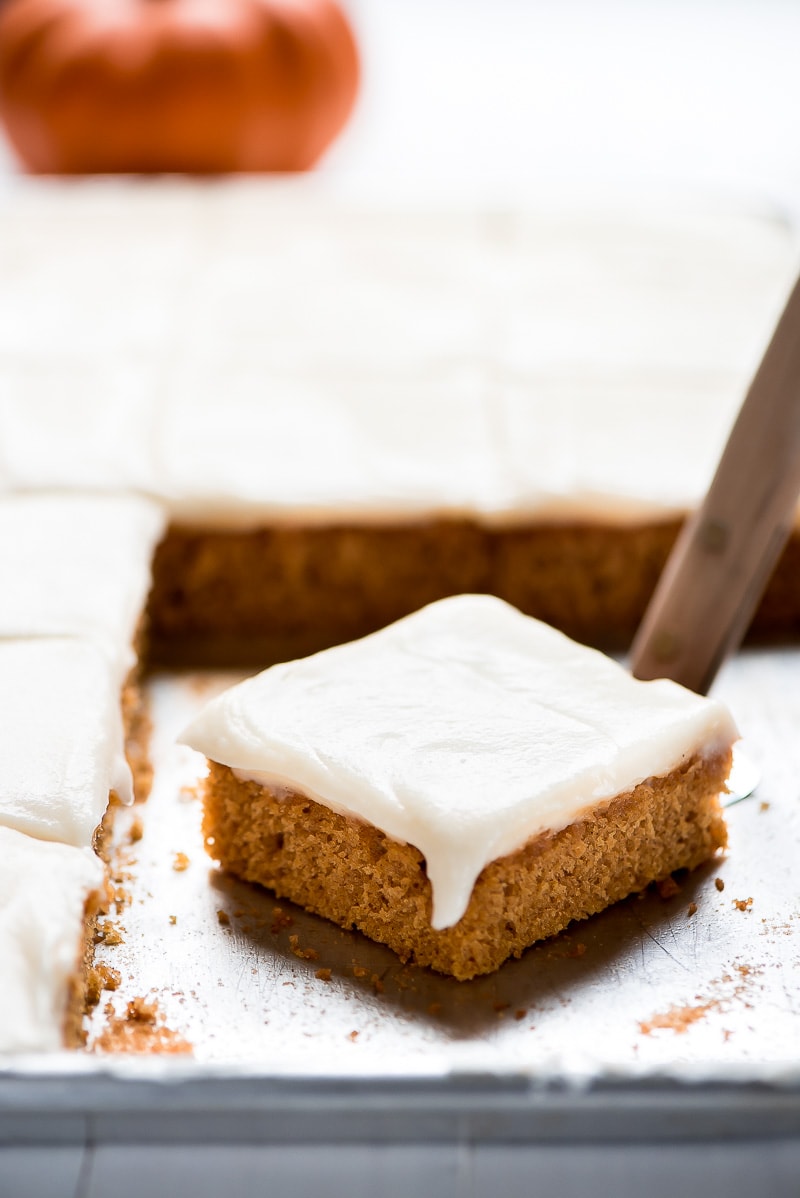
[202,748,729,981]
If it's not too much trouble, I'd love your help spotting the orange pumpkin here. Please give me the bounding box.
[0,0,359,173]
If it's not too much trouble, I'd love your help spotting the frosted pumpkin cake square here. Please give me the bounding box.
[0,825,105,1053]
[181,595,735,980]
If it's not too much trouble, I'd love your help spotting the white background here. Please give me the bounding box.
[1,0,800,220]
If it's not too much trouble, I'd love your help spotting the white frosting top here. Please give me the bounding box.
[157,374,500,524]
[0,491,165,851]
[181,595,737,929]
[1,182,797,525]
[0,637,134,847]
[0,826,104,1054]
[0,492,166,682]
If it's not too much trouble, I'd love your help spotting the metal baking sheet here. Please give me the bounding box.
[1,647,800,1149]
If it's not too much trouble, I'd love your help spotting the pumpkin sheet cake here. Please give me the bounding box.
[0,182,794,1043]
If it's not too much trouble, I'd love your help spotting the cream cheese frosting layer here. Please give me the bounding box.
[0,826,104,1054]
[181,595,737,929]
[0,492,166,680]
[0,637,133,846]
[1,182,797,526]
[157,375,500,525]
[0,395,161,496]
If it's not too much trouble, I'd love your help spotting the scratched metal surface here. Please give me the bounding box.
[75,647,800,1084]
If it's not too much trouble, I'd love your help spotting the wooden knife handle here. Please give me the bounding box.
[631,273,800,695]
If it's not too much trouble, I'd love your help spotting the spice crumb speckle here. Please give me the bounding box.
[289,934,318,962]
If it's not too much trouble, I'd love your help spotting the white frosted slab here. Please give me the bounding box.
[0,492,165,676]
[157,374,500,524]
[0,826,103,1054]
[0,638,132,846]
[1,182,797,526]
[181,595,737,929]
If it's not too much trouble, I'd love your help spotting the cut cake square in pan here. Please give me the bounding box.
[0,637,137,848]
[185,597,735,981]
[0,826,105,1053]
